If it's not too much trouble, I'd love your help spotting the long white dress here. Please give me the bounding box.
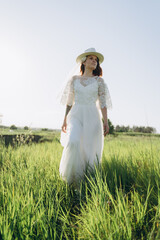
[59,75,112,184]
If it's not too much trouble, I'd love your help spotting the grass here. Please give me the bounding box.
[0,135,160,239]
[0,129,60,147]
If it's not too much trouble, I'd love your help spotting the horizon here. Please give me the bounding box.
[0,123,158,134]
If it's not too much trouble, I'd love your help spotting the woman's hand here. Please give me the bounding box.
[61,105,72,133]
[61,119,67,133]
[103,120,109,136]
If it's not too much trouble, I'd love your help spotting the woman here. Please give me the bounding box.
[59,48,112,185]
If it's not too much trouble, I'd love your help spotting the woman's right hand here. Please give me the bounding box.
[103,120,109,136]
[61,119,67,133]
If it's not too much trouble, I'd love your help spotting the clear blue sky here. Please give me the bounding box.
[0,0,160,132]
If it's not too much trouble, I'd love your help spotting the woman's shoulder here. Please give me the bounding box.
[71,75,80,80]
[71,75,82,83]
[73,75,81,79]
[69,75,78,84]
[97,76,105,84]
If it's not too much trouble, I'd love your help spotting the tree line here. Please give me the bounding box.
[1,123,157,135]
[108,122,156,134]
[103,120,156,134]
[114,125,156,134]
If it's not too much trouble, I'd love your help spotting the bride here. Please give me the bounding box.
[59,48,112,185]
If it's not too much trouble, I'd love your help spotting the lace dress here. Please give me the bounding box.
[59,75,112,184]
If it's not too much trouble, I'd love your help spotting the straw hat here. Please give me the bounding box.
[76,48,104,64]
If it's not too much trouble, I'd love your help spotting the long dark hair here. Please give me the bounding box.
[80,55,103,76]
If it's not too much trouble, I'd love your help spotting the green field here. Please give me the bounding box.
[0,134,160,239]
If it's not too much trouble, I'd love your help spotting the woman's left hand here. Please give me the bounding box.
[103,121,109,136]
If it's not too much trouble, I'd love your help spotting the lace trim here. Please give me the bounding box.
[97,77,112,109]
[60,76,75,106]
[77,76,98,87]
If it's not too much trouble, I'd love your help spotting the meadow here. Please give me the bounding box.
[0,133,160,239]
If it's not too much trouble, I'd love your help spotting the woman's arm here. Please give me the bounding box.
[97,77,111,136]
[101,106,109,136]
[101,106,107,122]
[61,105,72,133]
[64,105,72,120]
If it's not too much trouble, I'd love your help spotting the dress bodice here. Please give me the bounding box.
[60,75,112,110]
[74,77,99,105]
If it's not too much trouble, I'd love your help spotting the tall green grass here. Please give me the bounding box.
[78,136,160,239]
[0,135,160,239]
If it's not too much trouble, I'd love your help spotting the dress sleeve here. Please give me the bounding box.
[98,77,112,109]
[66,77,74,106]
[60,76,75,106]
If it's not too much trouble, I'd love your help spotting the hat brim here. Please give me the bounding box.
[76,51,104,64]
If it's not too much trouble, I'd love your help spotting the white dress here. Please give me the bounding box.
[59,75,112,184]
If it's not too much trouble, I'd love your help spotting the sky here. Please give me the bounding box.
[0,0,160,132]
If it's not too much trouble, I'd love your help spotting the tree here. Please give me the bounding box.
[42,128,48,131]
[108,119,114,134]
[10,125,17,130]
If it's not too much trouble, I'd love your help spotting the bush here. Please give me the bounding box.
[10,125,17,130]
[42,128,48,131]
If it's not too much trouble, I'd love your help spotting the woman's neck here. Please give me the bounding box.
[83,69,93,77]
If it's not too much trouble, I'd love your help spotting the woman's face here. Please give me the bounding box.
[83,55,98,70]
